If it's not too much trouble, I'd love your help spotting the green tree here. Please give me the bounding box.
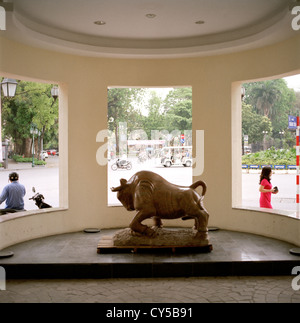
[246,80,282,118]
[107,87,192,154]
[141,91,165,138]
[268,80,296,138]
[107,88,144,155]
[295,92,300,112]
[243,79,297,149]
[242,103,272,145]
[163,88,192,132]
[2,81,58,157]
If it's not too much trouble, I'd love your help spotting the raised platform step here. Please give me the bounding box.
[0,229,299,279]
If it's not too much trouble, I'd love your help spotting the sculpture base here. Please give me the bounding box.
[97,228,212,254]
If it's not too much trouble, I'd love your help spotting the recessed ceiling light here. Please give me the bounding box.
[94,20,106,25]
[145,13,156,18]
[195,20,205,25]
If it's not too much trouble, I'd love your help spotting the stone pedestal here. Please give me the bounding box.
[97,228,212,253]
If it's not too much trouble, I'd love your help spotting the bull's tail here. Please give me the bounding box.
[189,180,207,196]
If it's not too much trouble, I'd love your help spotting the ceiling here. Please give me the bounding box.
[1,0,299,58]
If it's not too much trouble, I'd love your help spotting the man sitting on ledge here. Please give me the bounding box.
[0,172,26,212]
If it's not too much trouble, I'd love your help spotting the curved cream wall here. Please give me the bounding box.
[0,34,300,249]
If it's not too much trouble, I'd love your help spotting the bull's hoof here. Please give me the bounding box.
[130,227,156,237]
[151,225,162,232]
[143,227,157,237]
[130,230,143,237]
[193,230,208,240]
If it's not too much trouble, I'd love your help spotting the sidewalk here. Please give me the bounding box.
[0,156,59,171]
[243,169,297,175]
[0,157,59,208]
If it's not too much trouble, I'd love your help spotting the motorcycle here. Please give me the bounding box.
[0,187,52,215]
[111,159,132,171]
[29,187,52,209]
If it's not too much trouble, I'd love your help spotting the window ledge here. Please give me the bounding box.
[108,203,122,207]
[0,207,68,223]
[233,205,300,220]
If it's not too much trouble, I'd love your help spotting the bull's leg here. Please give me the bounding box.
[192,210,209,241]
[186,209,209,232]
[199,210,209,232]
[182,215,201,231]
[129,210,156,237]
[153,216,163,228]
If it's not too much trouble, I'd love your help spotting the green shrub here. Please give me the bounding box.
[242,147,296,167]
[12,154,46,165]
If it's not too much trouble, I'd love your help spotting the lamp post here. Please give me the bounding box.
[262,130,268,151]
[30,123,39,167]
[279,131,285,148]
[0,78,17,167]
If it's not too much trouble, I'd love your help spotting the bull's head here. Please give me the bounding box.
[111,178,135,211]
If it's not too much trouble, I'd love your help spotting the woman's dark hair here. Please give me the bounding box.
[259,166,272,184]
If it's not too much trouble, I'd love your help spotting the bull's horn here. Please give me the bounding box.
[111,186,121,192]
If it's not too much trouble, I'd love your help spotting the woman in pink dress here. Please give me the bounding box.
[259,166,278,209]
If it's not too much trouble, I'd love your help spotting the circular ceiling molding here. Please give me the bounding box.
[2,0,297,58]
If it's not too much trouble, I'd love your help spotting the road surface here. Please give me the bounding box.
[1,156,298,212]
[0,156,59,210]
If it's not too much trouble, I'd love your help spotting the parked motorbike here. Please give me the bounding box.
[111,159,132,171]
[0,187,52,215]
[29,187,52,209]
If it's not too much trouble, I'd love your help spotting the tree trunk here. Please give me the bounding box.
[24,137,32,158]
[115,123,119,156]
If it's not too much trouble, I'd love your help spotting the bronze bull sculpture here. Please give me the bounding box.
[111,171,209,237]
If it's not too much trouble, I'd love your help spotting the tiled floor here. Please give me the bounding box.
[1,276,300,303]
[0,228,300,303]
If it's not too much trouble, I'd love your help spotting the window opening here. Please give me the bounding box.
[0,78,59,210]
[241,74,300,212]
[107,87,193,206]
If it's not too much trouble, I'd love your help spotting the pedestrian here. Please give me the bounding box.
[259,166,278,209]
[0,172,26,211]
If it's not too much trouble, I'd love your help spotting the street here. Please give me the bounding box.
[1,156,298,212]
[0,156,59,211]
[108,158,193,205]
[109,158,299,212]
[242,171,297,212]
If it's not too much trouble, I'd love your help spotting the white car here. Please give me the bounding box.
[40,151,48,160]
[161,156,192,167]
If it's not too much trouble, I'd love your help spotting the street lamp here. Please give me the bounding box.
[51,85,59,102]
[1,78,17,97]
[0,78,18,167]
[241,86,245,100]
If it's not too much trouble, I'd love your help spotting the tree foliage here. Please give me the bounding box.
[242,79,297,150]
[163,88,192,132]
[242,103,272,143]
[245,80,282,118]
[107,88,145,154]
[107,87,192,156]
[141,91,165,138]
[2,80,58,157]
